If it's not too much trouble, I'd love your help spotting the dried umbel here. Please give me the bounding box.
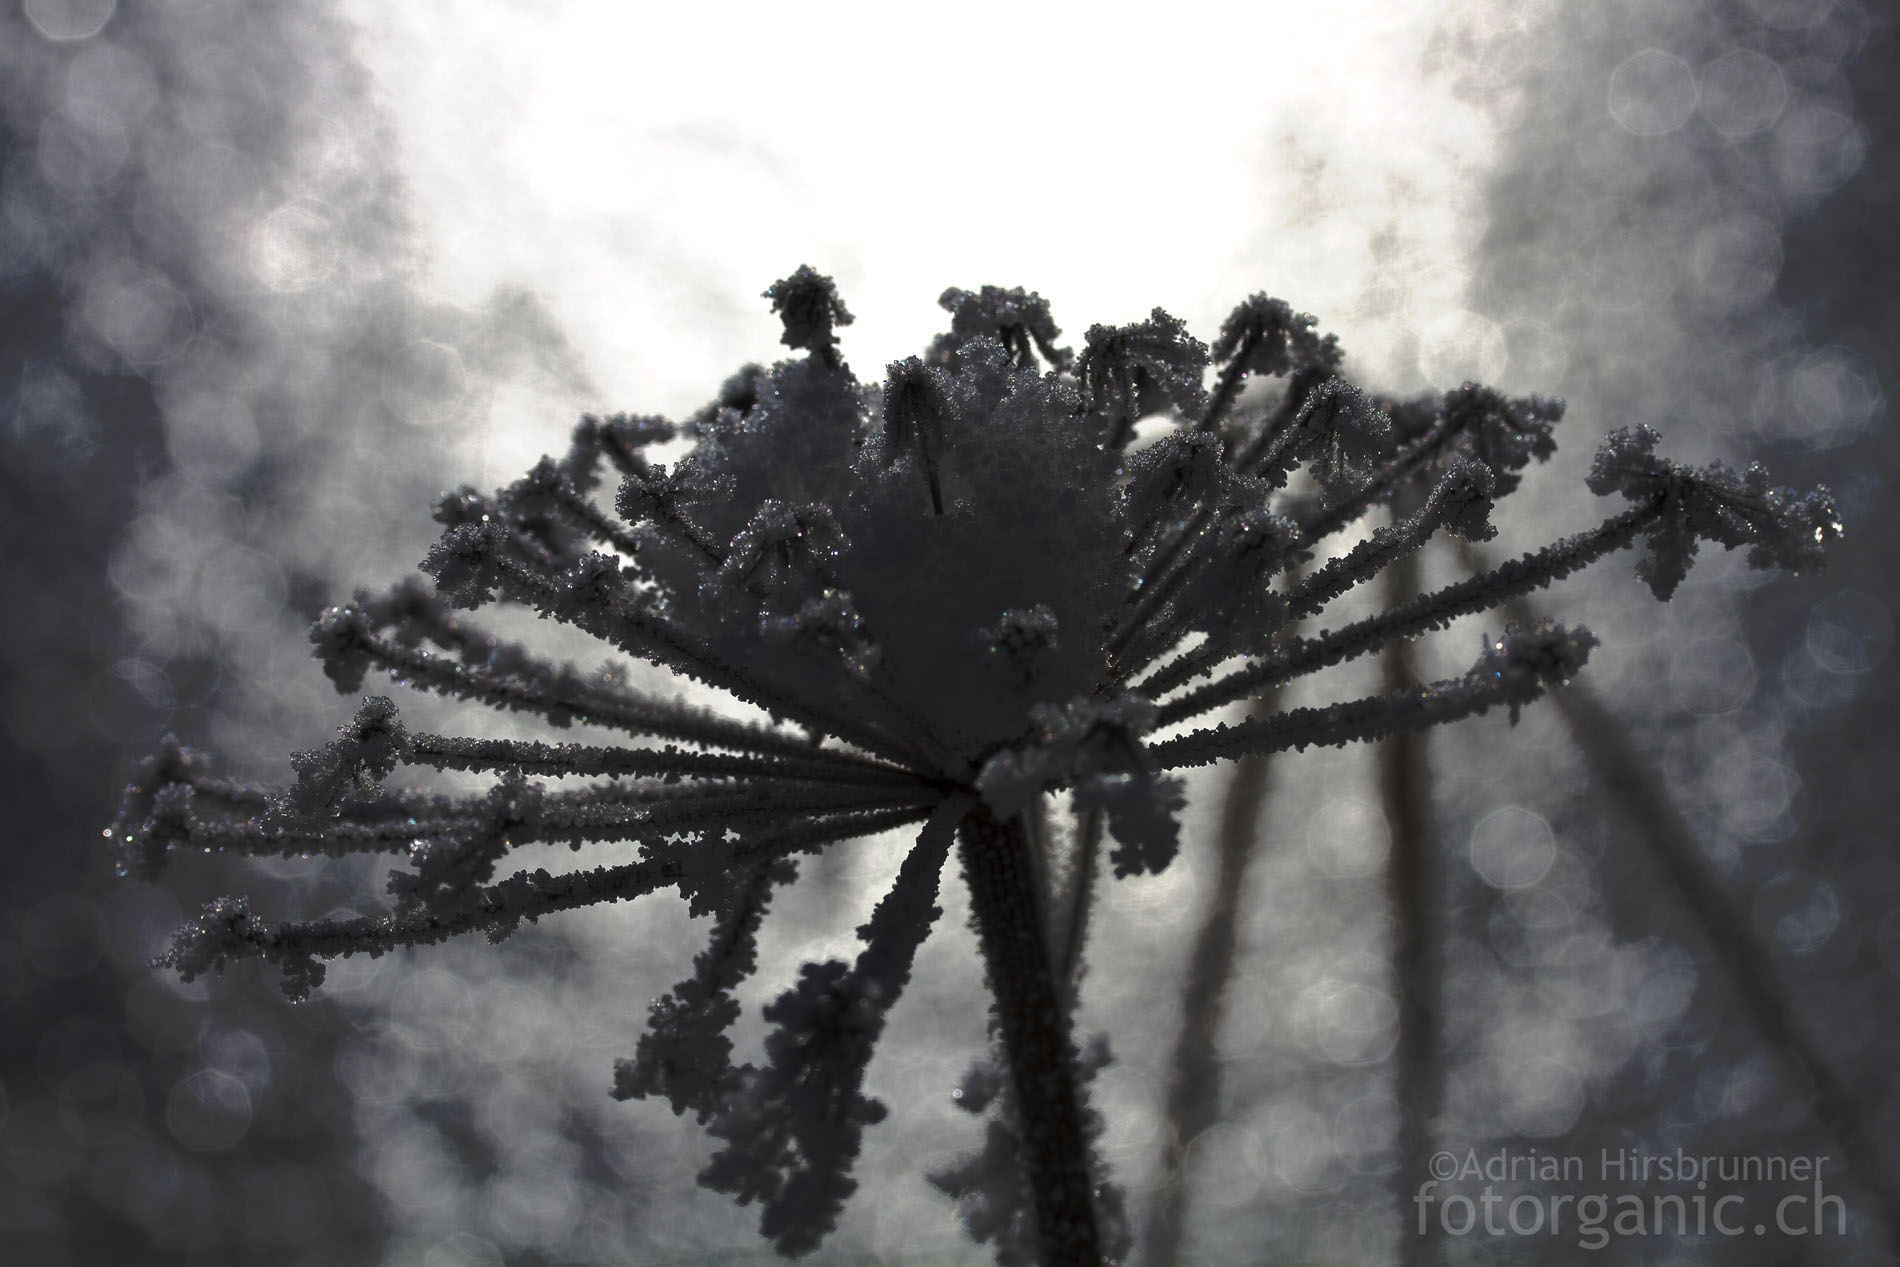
[111,268,1837,1266]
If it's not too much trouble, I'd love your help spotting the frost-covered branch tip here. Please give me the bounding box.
[1588,424,1841,599]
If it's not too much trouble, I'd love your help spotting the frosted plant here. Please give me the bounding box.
[110,268,1838,1267]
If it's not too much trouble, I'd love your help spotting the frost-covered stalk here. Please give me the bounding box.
[111,269,1838,1265]
[960,808,1103,1267]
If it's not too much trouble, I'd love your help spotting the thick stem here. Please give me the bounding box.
[959,809,1105,1267]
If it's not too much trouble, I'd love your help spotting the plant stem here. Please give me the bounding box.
[960,807,1105,1267]
[1380,550,1442,1267]
[1145,567,1304,1267]
[1055,808,1104,1009]
[1551,680,1900,1254]
[1142,694,1277,1267]
[1463,540,1900,1254]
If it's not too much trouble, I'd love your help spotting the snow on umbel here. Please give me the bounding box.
[110,269,1839,1267]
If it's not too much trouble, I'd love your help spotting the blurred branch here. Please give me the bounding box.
[1142,688,1281,1267]
[1380,549,1443,1267]
[1466,541,1900,1254]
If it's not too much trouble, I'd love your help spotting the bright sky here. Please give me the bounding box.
[338,0,1506,426]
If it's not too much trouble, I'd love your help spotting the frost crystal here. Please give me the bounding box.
[111,269,1833,1266]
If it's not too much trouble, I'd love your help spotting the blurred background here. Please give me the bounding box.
[1,0,1893,1263]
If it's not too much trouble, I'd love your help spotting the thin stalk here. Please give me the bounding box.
[1229,374,1312,475]
[1022,793,1057,976]
[498,552,933,769]
[1555,676,1900,1253]
[1156,504,1656,728]
[1129,633,1232,700]
[170,803,935,976]
[960,808,1105,1267]
[1198,332,1256,432]
[406,733,925,788]
[1297,417,1453,544]
[1379,549,1442,1267]
[1054,807,1104,1007]
[1463,540,1900,1254]
[1142,689,1280,1267]
[344,614,892,768]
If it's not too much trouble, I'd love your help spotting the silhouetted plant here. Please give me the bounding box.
[111,268,1838,1266]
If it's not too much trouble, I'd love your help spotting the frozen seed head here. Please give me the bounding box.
[1211,293,1342,380]
[934,284,1072,372]
[764,264,854,367]
[1076,308,1209,447]
[109,266,1836,1260]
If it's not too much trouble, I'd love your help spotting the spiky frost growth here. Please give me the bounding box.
[110,268,1837,1267]
[934,285,1072,373]
[931,1036,1129,1267]
[1587,423,1839,598]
